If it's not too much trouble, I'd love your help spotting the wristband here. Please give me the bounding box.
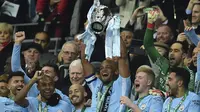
[147,23,154,29]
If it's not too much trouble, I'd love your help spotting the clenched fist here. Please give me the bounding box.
[15,31,25,44]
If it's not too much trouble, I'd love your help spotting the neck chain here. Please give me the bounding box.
[167,91,188,112]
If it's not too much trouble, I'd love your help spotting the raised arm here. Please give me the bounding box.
[143,11,161,62]
[11,42,24,73]
[12,31,31,84]
[80,43,94,77]
[118,38,130,78]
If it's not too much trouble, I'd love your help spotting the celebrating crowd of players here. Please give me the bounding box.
[0,0,200,112]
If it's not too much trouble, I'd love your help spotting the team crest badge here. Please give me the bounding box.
[141,104,146,110]
[179,105,184,111]
[57,110,63,112]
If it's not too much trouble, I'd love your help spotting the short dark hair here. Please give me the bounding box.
[43,63,59,75]
[7,71,24,82]
[35,31,50,42]
[120,28,133,33]
[172,41,189,53]
[120,28,134,36]
[170,67,190,89]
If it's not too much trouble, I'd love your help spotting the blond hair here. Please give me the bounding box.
[0,23,13,37]
[61,41,79,53]
[136,65,155,87]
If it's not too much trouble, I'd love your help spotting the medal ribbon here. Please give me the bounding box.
[38,101,48,112]
[167,91,188,112]
[136,95,149,106]
[81,106,86,112]
[73,106,86,112]
[96,81,113,112]
[126,95,149,112]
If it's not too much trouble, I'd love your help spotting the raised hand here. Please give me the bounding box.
[130,6,146,25]
[14,31,25,44]
[187,0,199,10]
[32,71,44,81]
[147,10,159,24]
[152,6,166,22]
[183,20,193,31]
[80,42,86,60]
[26,61,37,74]
[120,96,134,108]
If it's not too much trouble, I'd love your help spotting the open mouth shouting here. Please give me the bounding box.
[16,87,22,92]
[169,56,176,65]
[16,85,24,92]
[169,56,175,62]
[134,82,141,92]
[102,72,109,77]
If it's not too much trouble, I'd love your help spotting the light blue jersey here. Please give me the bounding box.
[133,95,163,112]
[85,74,131,112]
[11,44,73,105]
[0,97,28,112]
[162,91,200,112]
[27,97,72,112]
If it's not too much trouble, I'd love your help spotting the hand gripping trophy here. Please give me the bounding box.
[77,0,121,61]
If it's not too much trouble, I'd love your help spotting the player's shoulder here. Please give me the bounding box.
[149,95,163,102]
[188,91,200,100]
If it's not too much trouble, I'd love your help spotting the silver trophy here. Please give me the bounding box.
[90,4,112,34]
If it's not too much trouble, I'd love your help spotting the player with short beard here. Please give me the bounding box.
[69,84,91,112]
[162,67,200,112]
[0,72,28,112]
